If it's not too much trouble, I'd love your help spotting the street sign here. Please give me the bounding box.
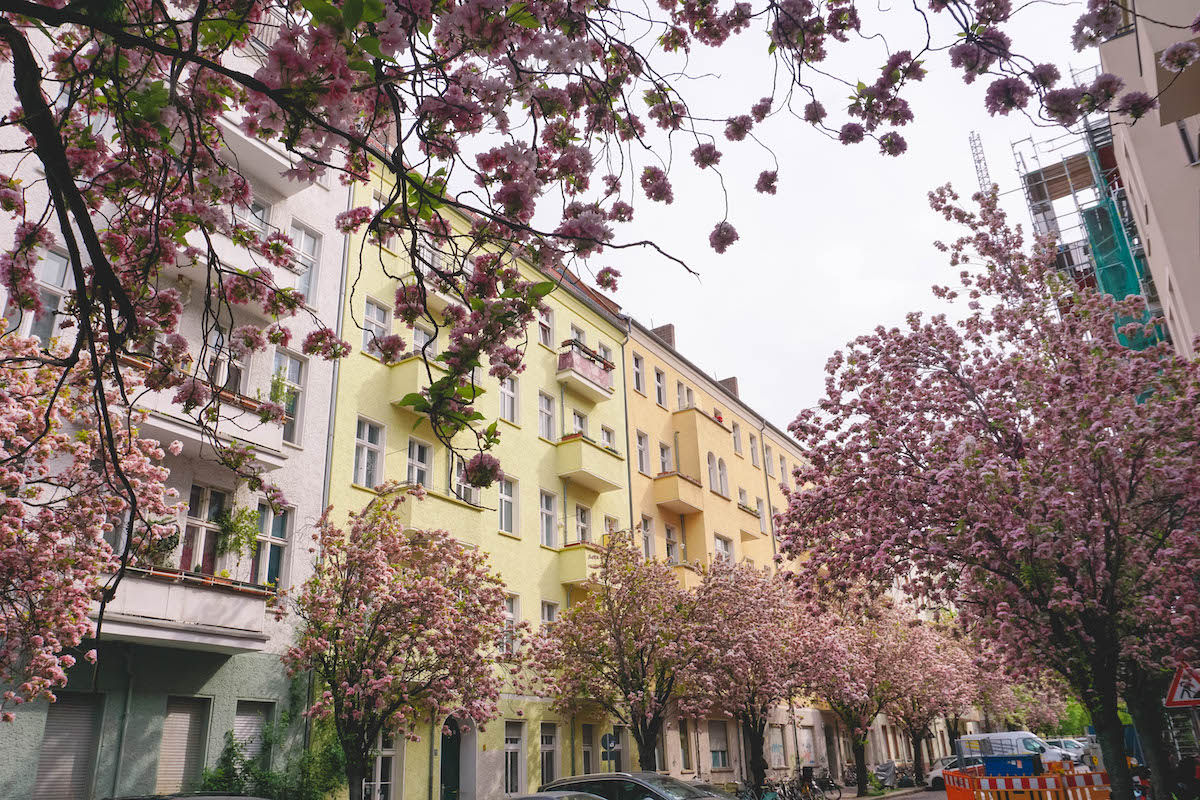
[600,732,618,762]
[1165,665,1200,708]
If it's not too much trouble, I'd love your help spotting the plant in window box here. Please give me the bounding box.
[215,505,261,563]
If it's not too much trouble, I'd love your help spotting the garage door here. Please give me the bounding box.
[156,696,210,792]
[32,692,102,800]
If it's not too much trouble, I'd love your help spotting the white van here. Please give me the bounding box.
[958,731,1073,762]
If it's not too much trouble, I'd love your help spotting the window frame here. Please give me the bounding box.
[709,720,730,769]
[750,434,760,467]
[538,392,556,440]
[665,524,680,564]
[181,484,228,575]
[659,442,673,474]
[498,478,518,535]
[636,431,650,475]
[601,426,616,449]
[273,350,305,445]
[499,376,519,423]
[539,490,557,548]
[289,221,321,304]
[765,445,775,476]
[572,409,588,437]
[406,436,432,487]
[251,502,291,589]
[354,418,385,488]
[714,534,733,562]
[732,422,743,455]
[640,515,654,559]
[363,297,392,357]
[576,504,591,543]
[632,354,645,394]
[540,723,558,786]
[504,720,525,793]
[654,369,667,406]
[538,308,554,347]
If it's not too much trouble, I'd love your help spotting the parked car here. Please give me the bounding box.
[958,731,1072,762]
[926,755,983,790]
[103,795,272,799]
[542,772,720,800]
[513,793,607,800]
[1045,738,1087,761]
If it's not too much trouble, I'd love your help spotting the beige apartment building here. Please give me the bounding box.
[1099,1,1200,355]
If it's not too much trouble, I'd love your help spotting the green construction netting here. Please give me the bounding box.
[1081,196,1160,350]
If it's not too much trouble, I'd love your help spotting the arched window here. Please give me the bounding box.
[707,452,718,489]
[717,459,729,497]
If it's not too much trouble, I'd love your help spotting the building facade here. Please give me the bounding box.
[1098,1,1200,355]
[0,37,350,799]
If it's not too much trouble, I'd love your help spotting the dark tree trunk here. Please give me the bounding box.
[634,716,664,772]
[909,729,926,784]
[346,757,368,800]
[852,738,869,798]
[1124,668,1173,800]
[741,713,769,793]
[1089,688,1136,800]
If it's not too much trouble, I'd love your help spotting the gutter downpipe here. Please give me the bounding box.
[308,181,354,753]
[620,317,634,534]
[428,710,438,800]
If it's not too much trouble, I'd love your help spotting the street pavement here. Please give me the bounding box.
[919,790,947,800]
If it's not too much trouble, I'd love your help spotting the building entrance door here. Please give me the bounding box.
[441,717,461,800]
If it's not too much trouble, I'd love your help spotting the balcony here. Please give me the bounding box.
[94,566,271,654]
[556,341,615,403]
[391,484,486,546]
[397,271,460,316]
[653,471,705,515]
[217,117,307,198]
[672,562,703,590]
[559,541,603,584]
[555,433,624,493]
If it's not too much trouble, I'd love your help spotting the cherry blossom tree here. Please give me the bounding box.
[804,599,911,796]
[282,486,512,800]
[0,334,179,719]
[533,530,718,771]
[683,559,832,792]
[778,186,1200,800]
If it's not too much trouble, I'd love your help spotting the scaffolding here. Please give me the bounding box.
[1010,111,1167,349]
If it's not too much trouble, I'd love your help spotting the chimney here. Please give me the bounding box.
[650,323,675,348]
[717,377,740,398]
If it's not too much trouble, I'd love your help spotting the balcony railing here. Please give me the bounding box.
[556,340,615,403]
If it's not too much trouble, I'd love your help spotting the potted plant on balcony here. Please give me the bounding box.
[215,504,260,582]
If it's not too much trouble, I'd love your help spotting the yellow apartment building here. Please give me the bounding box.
[328,170,635,800]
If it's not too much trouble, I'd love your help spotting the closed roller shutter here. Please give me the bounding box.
[234,701,273,763]
[32,692,102,800]
[156,696,209,792]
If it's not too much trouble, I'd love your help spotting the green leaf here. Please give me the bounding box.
[362,0,385,22]
[397,392,429,407]
[358,35,394,62]
[530,281,556,298]
[418,18,433,35]
[506,4,540,27]
[349,59,374,73]
[343,0,364,28]
[768,42,777,54]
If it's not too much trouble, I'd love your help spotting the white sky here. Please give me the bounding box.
[591,1,1091,431]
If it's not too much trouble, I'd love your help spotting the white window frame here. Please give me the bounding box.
[499,478,518,535]
[757,498,767,533]
[732,423,743,455]
[636,431,650,475]
[503,597,519,657]
[539,490,557,548]
[3,251,74,346]
[714,534,733,562]
[576,504,591,543]
[572,410,588,437]
[659,442,673,474]
[538,309,554,347]
[540,600,559,626]
[363,297,391,356]
[632,354,645,393]
[504,721,525,793]
[709,720,730,769]
[273,351,304,445]
[289,221,321,303]
[538,393,556,440]
[654,369,667,406]
[407,436,432,487]
[601,426,615,449]
[500,377,519,423]
[366,729,398,800]
[449,456,480,505]
[182,485,228,575]
[237,197,272,234]
[780,455,788,482]
[252,502,290,589]
[750,434,760,467]
[205,325,245,396]
[569,324,585,344]
[717,459,729,497]
[540,723,558,785]
[665,524,680,564]
[412,324,438,357]
[677,380,687,410]
[372,190,397,250]
[598,342,612,363]
[354,419,385,488]
[738,488,748,506]
[640,516,654,559]
[765,445,775,476]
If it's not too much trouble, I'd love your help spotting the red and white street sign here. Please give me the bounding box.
[1165,664,1200,708]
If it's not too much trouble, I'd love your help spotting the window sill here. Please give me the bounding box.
[538,341,558,355]
[710,490,731,500]
[500,417,521,430]
[498,530,521,541]
[538,435,558,446]
[283,440,304,451]
[350,483,382,495]
[539,543,562,553]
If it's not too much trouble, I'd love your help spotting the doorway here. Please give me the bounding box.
[441,718,461,800]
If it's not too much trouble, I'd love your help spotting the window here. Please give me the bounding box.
[709,721,730,769]
[598,342,612,363]
[707,452,718,489]
[640,516,654,559]
[181,485,226,575]
[363,298,391,356]
[601,426,615,449]
[540,491,557,547]
[354,419,384,487]
[289,222,320,302]
[251,503,289,588]
[500,377,518,423]
[636,432,650,474]
[757,498,767,533]
[406,437,431,486]
[738,488,748,506]
[205,326,244,395]
[4,251,74,345]
[499,479,517,534]
[572,410,588,436]
[372,190,397,249]
[536,393,556,440]
[504,721,524,793]
[576,505,591,542]
[604,516,618,535]
[540,723,558,785]
[659,442,672,474]
[732,423,742,455]
[503,596,519,656]
[448,456,480,505]
[412,325,437,356]
[714,534,732,562]
[780,455,788,482]
[632,354,645,393]
[570,324,585,344]
[679,719,693,771]
[654,369,667,405]
[366,730,397,800]
[665,524,680,564]
[156,696,210,792]
[34,693,102,798]
[750,434,760,467]
[237,198,271,233]
[676,381,687,410]
[769,725,786,769]
[582,724,595,774]
[541,601,558,626]
[538,309,553,347]
[717,459,729,497]
[417,237,442,270]
[273,352,304,444]
[765,445,775,476]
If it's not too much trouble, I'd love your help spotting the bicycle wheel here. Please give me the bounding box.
[819,782,842,800]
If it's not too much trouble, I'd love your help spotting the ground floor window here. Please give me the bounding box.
[709,720,730,769]
[157,696,210,792]
[33,692,101,800]
[366,729,397,800]
[540,723,557,784]
[505,721,524,793]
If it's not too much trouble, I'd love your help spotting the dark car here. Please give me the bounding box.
[102,795,271,800]
[541,772,719,800]
[512,793,607,800]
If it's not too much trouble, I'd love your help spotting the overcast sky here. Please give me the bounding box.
[590,1,1091,431]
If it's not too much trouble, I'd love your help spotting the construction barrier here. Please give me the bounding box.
[944,766,1110,800]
